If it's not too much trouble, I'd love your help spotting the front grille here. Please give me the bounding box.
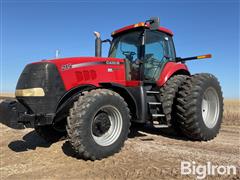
[16,62,66,114]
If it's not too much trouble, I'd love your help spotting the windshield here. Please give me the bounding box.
[109,30,142,62]
[109,30,142,80]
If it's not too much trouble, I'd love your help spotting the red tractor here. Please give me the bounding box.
[14,17,223,160]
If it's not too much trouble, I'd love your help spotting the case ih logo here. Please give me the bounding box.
[106,61,120,65]
[61,61,122,71]
[62,64,72,71]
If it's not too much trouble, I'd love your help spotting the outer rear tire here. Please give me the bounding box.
[67,89,131,160]
[176,73,223,141]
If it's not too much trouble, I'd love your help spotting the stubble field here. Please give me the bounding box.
[0,96,239,180]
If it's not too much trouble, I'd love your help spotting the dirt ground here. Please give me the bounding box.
[0,98,239,180]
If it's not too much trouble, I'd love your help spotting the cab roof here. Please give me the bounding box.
[111,22,173,37]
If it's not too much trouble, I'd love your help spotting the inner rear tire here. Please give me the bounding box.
[160,75,188,129]
[176,73,223,141]
[67,89,131,160]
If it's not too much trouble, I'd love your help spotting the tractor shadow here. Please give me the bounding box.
[62,141,77,158]
[7,124,188,155]
[128,123,188,141]
[2,99,188,156]
[1,99,53,152]
[61,123,189,159]
[8,130,52,152]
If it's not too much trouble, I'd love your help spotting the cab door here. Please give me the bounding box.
[144,30,176,80]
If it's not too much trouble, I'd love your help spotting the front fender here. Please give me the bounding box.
[55,84,96,113]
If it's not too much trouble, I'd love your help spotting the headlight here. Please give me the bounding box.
[15,88,45,97]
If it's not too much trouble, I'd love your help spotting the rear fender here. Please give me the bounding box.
[157,62,190,86]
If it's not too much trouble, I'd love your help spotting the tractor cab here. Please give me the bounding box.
[95,17,177,83]
[109,25,176,81]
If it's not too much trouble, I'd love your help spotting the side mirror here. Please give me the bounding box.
[149,17,160,30]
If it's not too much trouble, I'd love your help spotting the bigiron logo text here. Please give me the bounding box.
[181,161,237,179]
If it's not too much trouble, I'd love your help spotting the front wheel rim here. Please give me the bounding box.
[201,87,220,128]
[91,105,123,146]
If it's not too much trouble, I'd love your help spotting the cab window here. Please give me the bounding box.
[109,30,142,80]
[144,30,175,80]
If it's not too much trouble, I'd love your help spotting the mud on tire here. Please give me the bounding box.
[176,73,223,141]
[67,89,131,160]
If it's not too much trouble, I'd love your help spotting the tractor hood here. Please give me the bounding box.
[15,56,126,114]
[17,56,126,92]
[43,56,126,89]
[39,57,122,74]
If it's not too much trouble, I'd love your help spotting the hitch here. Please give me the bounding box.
[0,99,26,129]
[0,99,54,129]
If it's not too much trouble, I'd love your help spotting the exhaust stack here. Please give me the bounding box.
[94,31,102,57]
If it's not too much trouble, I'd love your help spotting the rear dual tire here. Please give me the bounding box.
[160,75,188,129]
[176,73,223,140]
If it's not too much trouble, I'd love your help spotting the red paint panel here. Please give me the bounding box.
[157,62,189,86]
[112,23,173,36]
[75,71,83,82]
[125,80,140,87]
[42,57,129,90]
[158,27,173,36]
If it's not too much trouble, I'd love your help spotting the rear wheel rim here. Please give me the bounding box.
[91,105,123,146]
[201,87,220,128]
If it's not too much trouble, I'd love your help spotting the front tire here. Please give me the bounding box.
[176,73,223,141]
[67,89,131,160]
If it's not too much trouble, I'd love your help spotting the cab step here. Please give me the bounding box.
[153,124,169,128]
[148,102,161,105]
[152,121,169,128]
[146,90,160,94]
[152,114,165,117]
